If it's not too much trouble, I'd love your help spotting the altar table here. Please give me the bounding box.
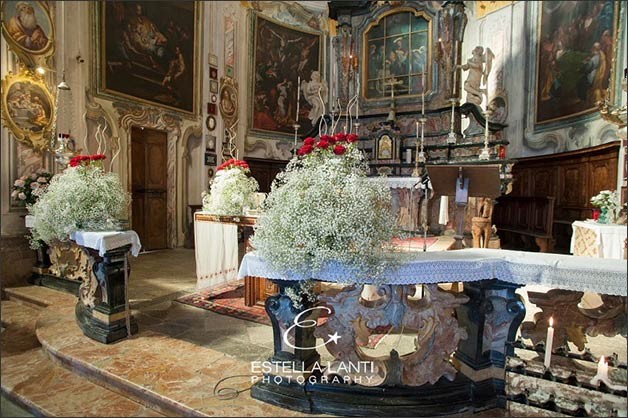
[193,212,256,291]
[570,220,627,259]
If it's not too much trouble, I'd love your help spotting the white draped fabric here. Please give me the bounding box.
[238,248,627,296]
[194,217,238,291]
[570,220,627,260]
[70,231,142,257]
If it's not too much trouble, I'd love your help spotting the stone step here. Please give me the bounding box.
[4,286,76,310]
[1,300,164,417]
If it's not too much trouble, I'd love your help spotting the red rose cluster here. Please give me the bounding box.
[297,133,359,157]
[69,154,107,167]
[217,158,249,171]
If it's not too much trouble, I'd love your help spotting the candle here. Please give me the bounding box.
[416,121,419,139]
[596,356,609,382]
[544,317,554,368]
[421,68,426,115]
[296,76,301,123]
[405,148,412,164]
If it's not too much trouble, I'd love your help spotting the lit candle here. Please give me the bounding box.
[416,121,419,140]
[544,317,554,368]
[594,356,609,383]
[296,76,301,123]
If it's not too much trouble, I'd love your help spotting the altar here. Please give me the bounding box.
[237,249,627,416]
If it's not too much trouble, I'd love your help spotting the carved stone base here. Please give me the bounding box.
[251,374,496,416]
[32,273,81,296]
[74,244,137,344]
[75,302,137,344]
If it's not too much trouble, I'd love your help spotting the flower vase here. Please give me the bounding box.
[599,207,610,224]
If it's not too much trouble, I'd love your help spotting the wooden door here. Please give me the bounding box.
[131,127,168,250]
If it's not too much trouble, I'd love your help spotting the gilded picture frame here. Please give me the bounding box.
[362,8,433,101]
[95,1,200,115]
[249,13,323,137]
[0,0,55,67]
[1,70,55,152]
[534,0,619,125]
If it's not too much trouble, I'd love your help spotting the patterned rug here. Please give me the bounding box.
[390,236,439,251]
[176,280,392,348]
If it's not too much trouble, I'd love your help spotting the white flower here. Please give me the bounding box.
[30,182,40,189]
[11,190,18,198]
[14,179,25,187]
[202,165,259,215]
[37,177,48,183]
[18,192,26,200]
[30,173,37,180]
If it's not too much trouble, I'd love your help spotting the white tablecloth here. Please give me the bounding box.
[70,231,142,257]
[194,214,238,291]
[238,249,627,296]
[570,220,627,259]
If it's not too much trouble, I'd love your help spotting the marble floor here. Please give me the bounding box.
[0,248,511,417]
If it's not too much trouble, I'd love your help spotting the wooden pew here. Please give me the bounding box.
[492,196,555,252]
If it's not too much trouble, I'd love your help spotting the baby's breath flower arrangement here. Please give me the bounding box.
[251,133,397,284]
[202,158,259,216]
[11,168,53,206]
[590,190,619,223]
[28,154,129,248]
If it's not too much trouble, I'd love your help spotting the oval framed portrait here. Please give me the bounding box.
[0,1,55,67]
[206,115,216,131]
[1,70,55,152]
[219,78,238,127]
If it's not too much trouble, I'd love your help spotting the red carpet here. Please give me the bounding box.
[176,280,392,348]
[177,280,270,325]
[390,236,438,251]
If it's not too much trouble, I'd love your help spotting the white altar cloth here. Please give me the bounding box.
[194,212,239,291]
[70,231,142,257]
[570,220,627,259]
[238,249,627,296]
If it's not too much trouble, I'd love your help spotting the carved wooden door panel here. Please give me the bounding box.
[131,127,168,250]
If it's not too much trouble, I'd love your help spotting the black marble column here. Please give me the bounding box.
[75,244,137,344]
[455,279,526,408]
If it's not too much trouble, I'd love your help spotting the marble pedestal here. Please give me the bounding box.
[75,244,137,344]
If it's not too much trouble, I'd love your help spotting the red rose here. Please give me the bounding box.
[90,154,107,161]
[320,135,332,143]
[347,133,359,143]
[303,137,315,146]
[69,158,79,167]
[316,140,330,149]
[334,133,347,142]
[298,144,314,156]
[333,144,346,155]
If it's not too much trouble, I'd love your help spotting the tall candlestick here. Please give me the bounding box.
[544,317,554,368]
[296,76,301,123]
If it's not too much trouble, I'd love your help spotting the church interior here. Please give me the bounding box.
[1,1,627,416]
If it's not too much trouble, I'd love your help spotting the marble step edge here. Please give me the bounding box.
[4,286,76,309]
[1,381,56,417]
[36,326,210,418]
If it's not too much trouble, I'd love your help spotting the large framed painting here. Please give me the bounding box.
[0,1,55,67]
[535,1,618,125]
[362,9,432,100]
[250,14,322,136]
[1,70,55,152]
[98,1,199,115]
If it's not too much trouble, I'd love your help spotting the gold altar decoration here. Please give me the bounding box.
[48,241,89,282]
[1,69,56,152]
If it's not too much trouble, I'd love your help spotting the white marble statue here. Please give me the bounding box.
[301,71,328,123]
[461,46,494,106]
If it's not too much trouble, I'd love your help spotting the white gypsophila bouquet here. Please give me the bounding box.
[202,159,259,216]
[28,155,129,248]
[251,133,397,284]
[590,190,619,210]
[11,168,53,206]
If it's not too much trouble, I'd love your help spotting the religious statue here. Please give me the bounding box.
[471,197,494,248]
[461,46,494,106]
[301,71,328,123]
